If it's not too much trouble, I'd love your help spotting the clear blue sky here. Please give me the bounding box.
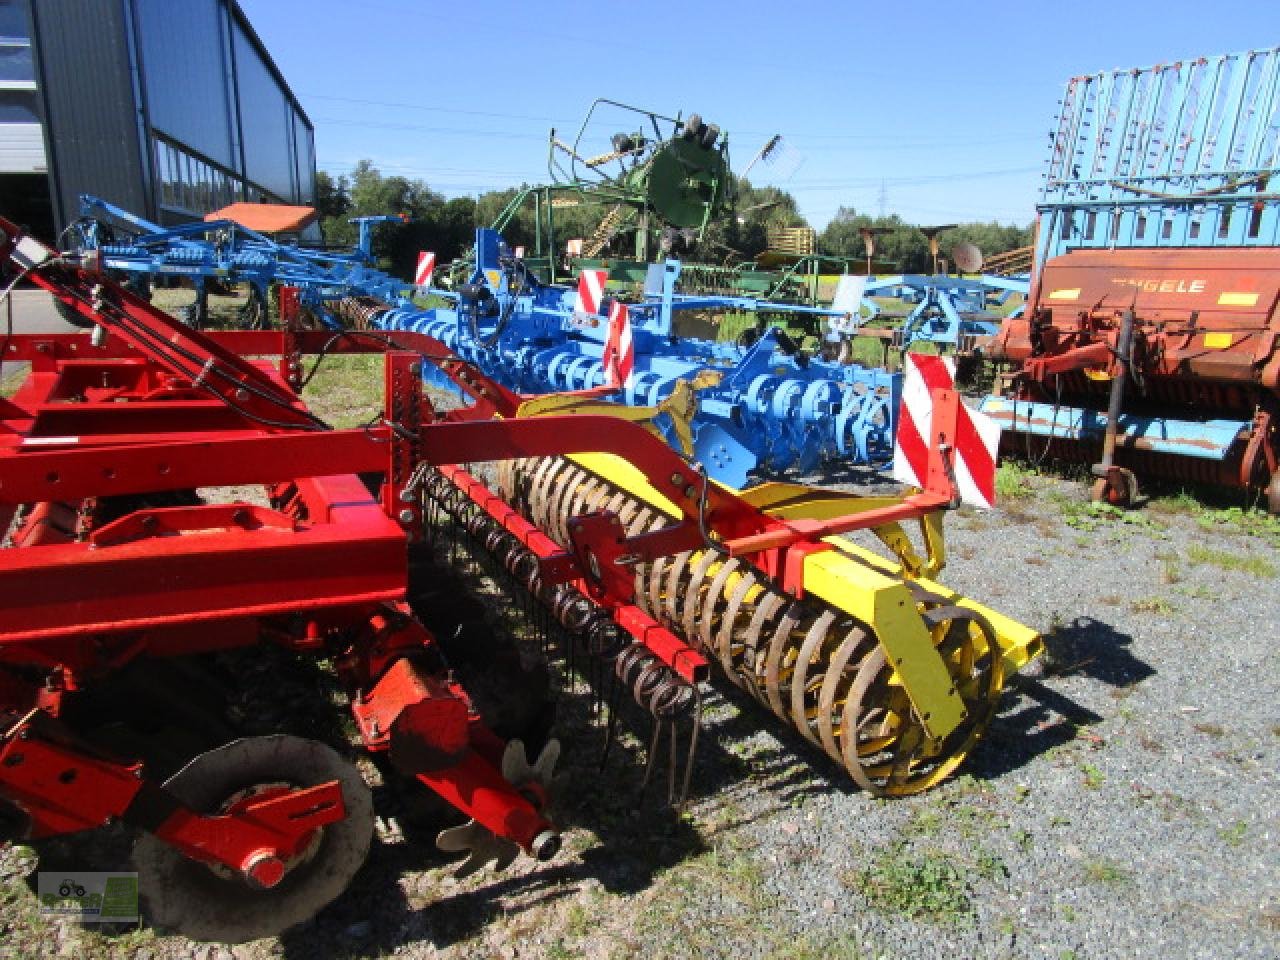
[240,0,1278,229]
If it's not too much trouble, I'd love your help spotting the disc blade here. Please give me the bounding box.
[133,735,373,943]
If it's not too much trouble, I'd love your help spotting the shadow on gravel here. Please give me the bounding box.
[1041,614,1155,691]
[971,614,1154,781]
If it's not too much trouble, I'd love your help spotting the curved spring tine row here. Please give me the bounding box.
[421,465,702,805]
[497,457,1005,796]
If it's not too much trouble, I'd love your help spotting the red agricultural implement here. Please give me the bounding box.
[981,50,1280,510]
[0,218,1039,941]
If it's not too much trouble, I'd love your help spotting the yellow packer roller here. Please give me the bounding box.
[413,352,1043,797]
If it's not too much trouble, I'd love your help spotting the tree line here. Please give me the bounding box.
[315,161,1032,277]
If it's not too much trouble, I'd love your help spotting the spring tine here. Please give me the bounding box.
[639,714,664,802]
[600,669,621,769]
[789,610,839,745]
[667,715,679,806]
[675,687,703,810]
[662,549,694,627]
[681,551,720,645]
[763,604,805,719]
[816,625,872,767]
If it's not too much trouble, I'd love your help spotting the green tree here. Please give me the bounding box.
[819,207,1032,273]
[318,160,479,277]
[313,170,350,227]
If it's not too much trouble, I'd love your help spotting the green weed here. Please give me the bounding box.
[1082,858,1129,885]
[301,353,385,429]
[1218,821,1248,847]
[1186,503,1280,547]
[1080,763,1104,789]
[1184,544,1276,578]
[1130,596,1175,615]
[996,461,1036,500]
[845,844,972,923]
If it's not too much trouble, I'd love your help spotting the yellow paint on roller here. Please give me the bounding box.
[1217,291,1259,307]
[1204,332,1234,349]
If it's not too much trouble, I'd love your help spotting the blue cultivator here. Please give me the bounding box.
[69,195,412,328]
[66,199,901,487]
[860,273,1027,355]
[359,229,900,486]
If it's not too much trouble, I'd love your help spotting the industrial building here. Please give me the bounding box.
[0,0,314,241]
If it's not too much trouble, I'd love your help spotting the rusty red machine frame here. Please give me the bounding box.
[987,247,1280,508]
[981,50,1280,510]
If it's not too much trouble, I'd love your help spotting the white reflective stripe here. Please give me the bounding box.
[891,353,957,490]
[22,436,80,445]
[12,235,52,271]
[576,269,607,315]
[956,404,1000,509]
[414,252,436,286]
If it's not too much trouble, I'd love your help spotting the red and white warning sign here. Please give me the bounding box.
[414,251,436,287]
[602,300,635,388]
[892,353,1000,508]
[575,269,608,317]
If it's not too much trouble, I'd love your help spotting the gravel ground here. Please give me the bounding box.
[1,325,1277,958]
[3,467,1275,960]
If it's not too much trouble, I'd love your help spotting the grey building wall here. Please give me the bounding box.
[27,0,148,233]
[1,0,314,238]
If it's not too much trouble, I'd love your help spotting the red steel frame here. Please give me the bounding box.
[0,217,966,906]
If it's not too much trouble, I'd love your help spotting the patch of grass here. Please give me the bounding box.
[1082,858,1129,885]
[1158,551,1182,584]
[1187,503,1280,547]
[1130,595,1175,615]
[545,940,581,960]
[565,901,592,937]
[973,849,1008,880]
[1218,821,1248,847]
[1080,762,1104,789]
[1184,543,1276,578]
[845,844,972,924]
[1057,499,1165,534]
[1060,903,1077,922]
[996,461,1036,500]
[1193,722,1225,738]
[300,353,385,429]
[1177,583,1219,600]
[902,808,944,838]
